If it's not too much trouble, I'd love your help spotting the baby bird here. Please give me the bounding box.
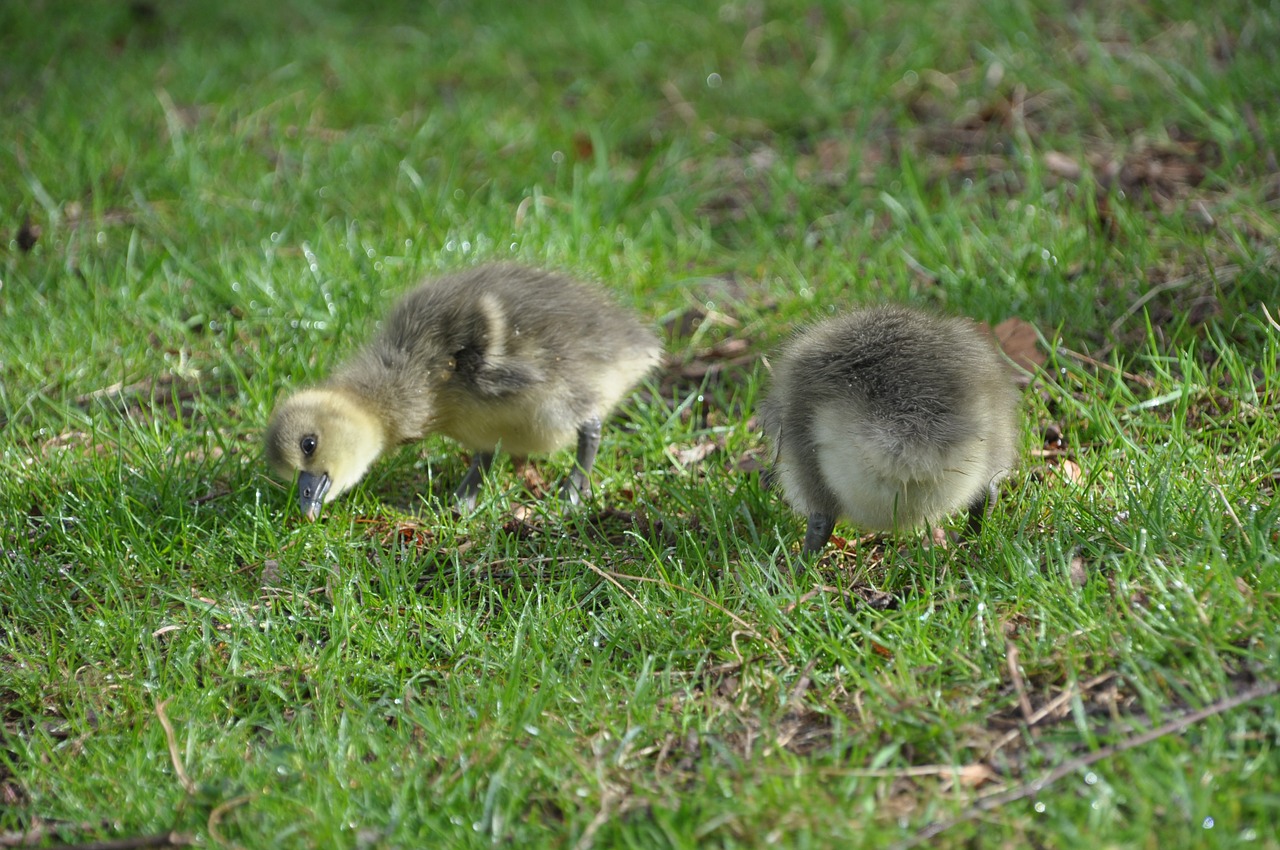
[265,264,661,520]
[760,305,1020,557]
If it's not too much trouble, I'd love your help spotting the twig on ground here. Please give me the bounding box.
[0,822,105,849]
[38,834,191,850]
[206,796,253,850]
[660,81,701,130]
[1262,303,1280,333]
[1109,265,1243,338]
[572,789,618,850]
[597,568,785,659]
[984,672,1117,761]
[1056,347,1156,388]
[893,679,1280,850]
[154,700,196,796]
[581,560,648,614]
[1004,641,1034,725]
[1210,482,1244,533]
[787,656,820,713]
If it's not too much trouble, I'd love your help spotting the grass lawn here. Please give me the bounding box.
[3,0,1279,847]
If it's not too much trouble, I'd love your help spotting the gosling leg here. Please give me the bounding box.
[454,451,496,510]
[559,417,602,506]
[964,480,1000,537]
[802,512,837,557]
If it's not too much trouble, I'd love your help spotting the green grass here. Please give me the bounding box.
[3,0,1279,847]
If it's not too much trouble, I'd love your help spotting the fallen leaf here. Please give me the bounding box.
[993,317,1046,381]
[952,762,998,789]
[735,449,766,474]
[572,131,594,160]
[669,440,718,468]
[260,559,281,586]
[1069,555,1088,587]
[1043,151,1082,180]
[1057,458,1084,484]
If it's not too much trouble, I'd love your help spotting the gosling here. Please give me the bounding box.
[760,305,1020,557]
[265,264,661,520]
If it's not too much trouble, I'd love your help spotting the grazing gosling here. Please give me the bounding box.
[760,305,1020,557]
[265,264,661,520]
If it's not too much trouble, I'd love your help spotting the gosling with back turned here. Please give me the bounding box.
[265,264,661,519]
[760,305,1020,557]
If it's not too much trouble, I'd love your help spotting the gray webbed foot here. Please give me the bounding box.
[559,417,602,506]
[453,452,496,510]
[964,479,1000,537]
[801,512,837,558]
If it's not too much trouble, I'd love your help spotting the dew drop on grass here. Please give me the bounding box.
[524,724,540,737]
[706,72,722,88]
[1084,772,1097,785]
[1203,817,1215,829]
[1034,801,1046,813]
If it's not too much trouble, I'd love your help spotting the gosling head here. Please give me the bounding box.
[264,389,387,520]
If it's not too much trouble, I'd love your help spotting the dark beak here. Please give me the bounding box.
[297,471,331,521]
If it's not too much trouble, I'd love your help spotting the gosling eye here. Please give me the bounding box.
[300,434,318,457]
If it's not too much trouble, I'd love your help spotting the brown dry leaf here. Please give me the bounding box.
[669,440,718,468]
[662,336,758,388]
[373,519,437,551]
[868,640,894,660]
[734,447,767,474]
[952,762,999,789]
[795,137,851,187]
[513,459,550,496]
[1043,151,1082,180]
[1057,458,1084,485]
[925,526,951,549]
[1234,576,1253,600]
[1069,555,1088,587]
[993,317,1045,377]
[253,559,280,586]
[572,130,594,161]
